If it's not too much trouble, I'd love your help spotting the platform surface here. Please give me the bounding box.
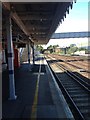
[2,55,74,119]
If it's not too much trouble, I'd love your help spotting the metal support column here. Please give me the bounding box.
[27,43,30,64]
[32,43,35,64]
[6,12,17,100]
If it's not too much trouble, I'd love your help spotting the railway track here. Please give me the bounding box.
[47,54,90,84]
[45,55,90,120]
[48,54,89,73]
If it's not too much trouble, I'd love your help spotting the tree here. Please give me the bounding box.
[78,47,86,51]
[47,45,59,53]
[69,44,76,48]
[67,44,78,54]
[47,45,53,53]
[36,45,44,53]
[53,45,59,52]
[47,45,53,50]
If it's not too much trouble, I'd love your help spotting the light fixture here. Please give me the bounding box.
[40,19,42,22]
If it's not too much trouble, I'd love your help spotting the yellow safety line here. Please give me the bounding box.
[31,59,41,119]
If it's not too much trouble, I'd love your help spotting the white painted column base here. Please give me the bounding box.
[8,74,17,100]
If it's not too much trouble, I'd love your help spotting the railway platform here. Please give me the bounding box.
[2,55,74,119]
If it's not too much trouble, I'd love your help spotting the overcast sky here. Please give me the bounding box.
[43,0,89,48]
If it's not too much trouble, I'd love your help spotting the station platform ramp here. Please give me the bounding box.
[2,54,74,119]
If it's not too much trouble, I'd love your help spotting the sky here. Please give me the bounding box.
[43,0,89,49]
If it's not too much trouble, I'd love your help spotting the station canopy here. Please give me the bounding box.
[2,1,75,45]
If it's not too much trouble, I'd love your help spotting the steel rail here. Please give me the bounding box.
[56,62,90,92]
[45,55,90,120]
[47,55,90,91]
[47,61,85,120]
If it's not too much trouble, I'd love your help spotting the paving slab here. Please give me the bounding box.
[2,56,74,119]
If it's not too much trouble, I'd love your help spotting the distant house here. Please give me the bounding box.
[74,50,85,55]
[85,50,90,54]
[55,47,61,53]
[43,49,50,54]
[79,46,90,54]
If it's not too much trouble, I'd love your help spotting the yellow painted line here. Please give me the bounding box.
[31,59,41,119]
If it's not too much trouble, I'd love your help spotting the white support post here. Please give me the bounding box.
[6,12,17,100]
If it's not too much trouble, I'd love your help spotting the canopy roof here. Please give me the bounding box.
[2,2,75,44]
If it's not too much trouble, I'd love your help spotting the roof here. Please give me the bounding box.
[2,2,75,45]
